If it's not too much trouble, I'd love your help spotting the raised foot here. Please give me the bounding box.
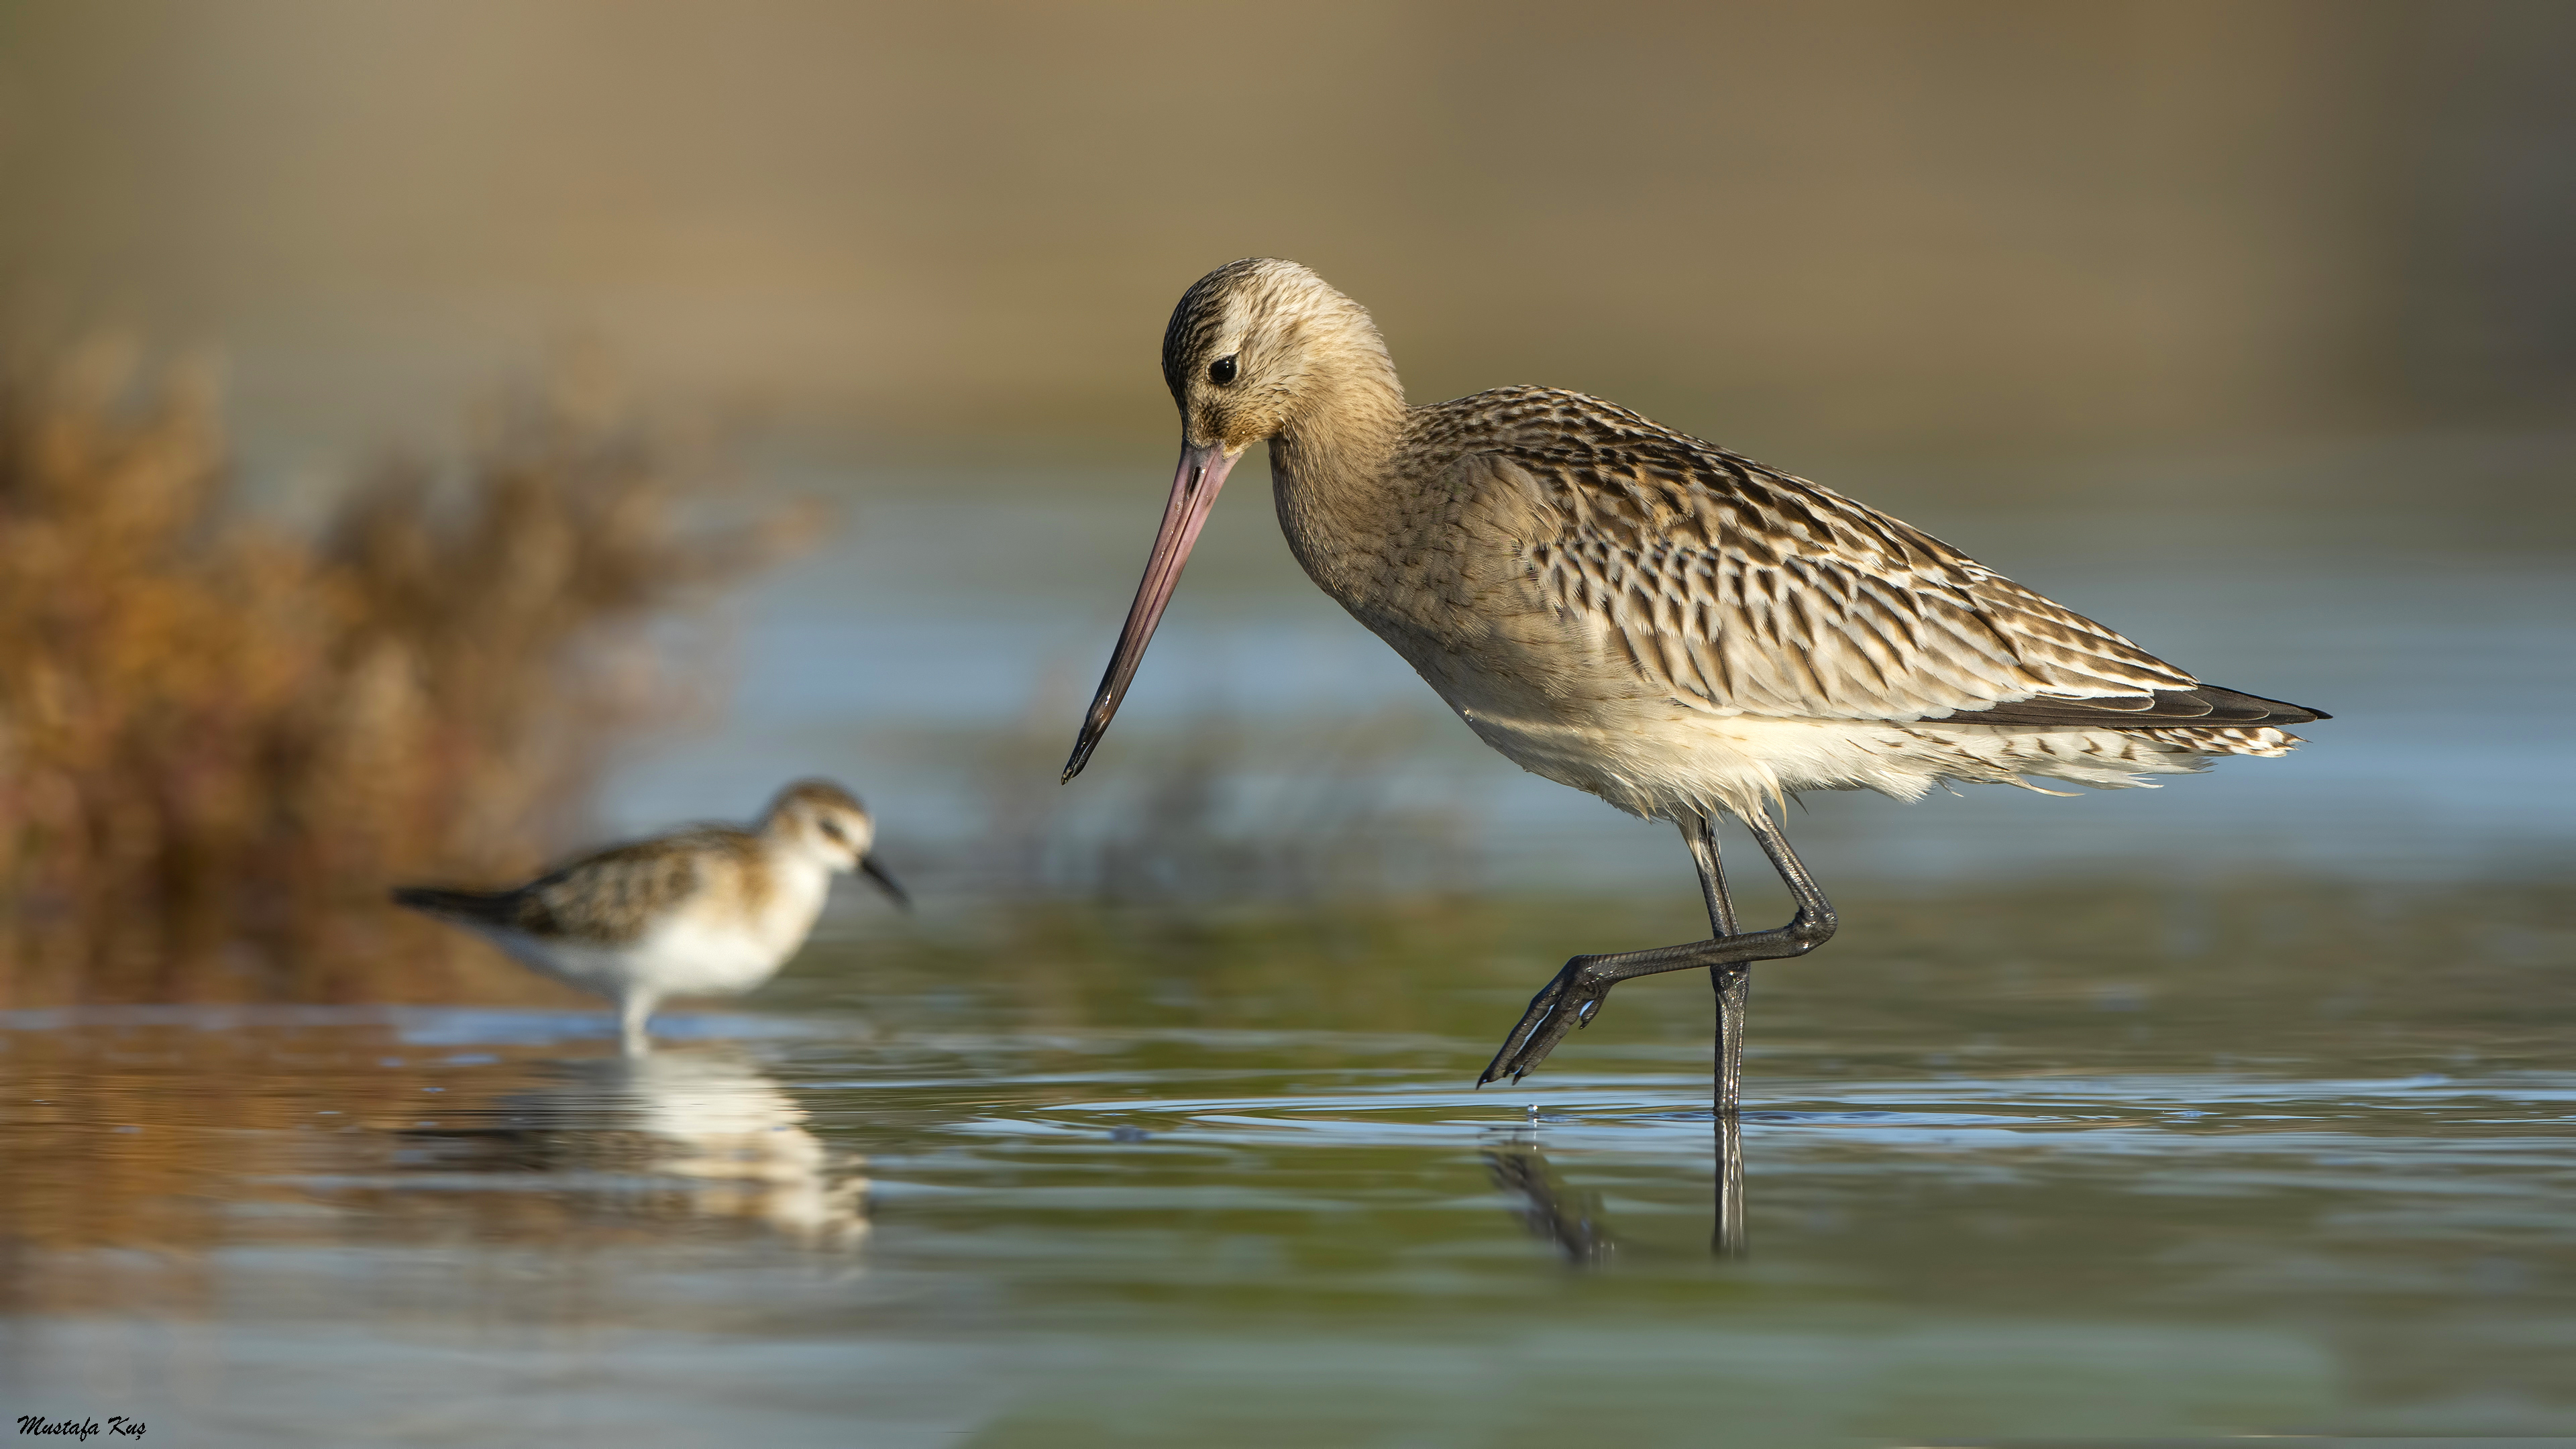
[1472,910,1837,1087]
[1478,956,1611,1086]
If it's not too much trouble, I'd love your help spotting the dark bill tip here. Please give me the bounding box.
[859,854,910,909]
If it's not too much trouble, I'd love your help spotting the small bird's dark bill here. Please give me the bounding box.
[1061,439,1241,782]
[861,855,910,908]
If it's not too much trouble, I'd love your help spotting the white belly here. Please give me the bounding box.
[482,863,831,1006]
[1436,671,2224,824]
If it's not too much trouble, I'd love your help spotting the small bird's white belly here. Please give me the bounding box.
[627,912,805,996]
[482,865,831,1006]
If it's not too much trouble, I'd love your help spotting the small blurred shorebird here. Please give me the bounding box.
[394,780,905,1053]
[1063,259,2328,1112]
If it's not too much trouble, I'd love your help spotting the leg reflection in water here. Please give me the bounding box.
[1713,1108,1746,1259]
[1485,1114,1748,1264]
[1483,1140,1612,1266]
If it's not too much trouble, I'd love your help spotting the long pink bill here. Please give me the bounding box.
[1061,440,1240,782]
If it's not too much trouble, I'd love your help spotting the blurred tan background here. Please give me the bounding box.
[3,0,2570,485]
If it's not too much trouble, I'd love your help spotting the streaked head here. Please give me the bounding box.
[1160,257,1385,454]
[764,779,906,905]
[1062,259,1392,783]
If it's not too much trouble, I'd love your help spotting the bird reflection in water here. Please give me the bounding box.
[1482,1112,1747,1265]
[401,1044,869,1252]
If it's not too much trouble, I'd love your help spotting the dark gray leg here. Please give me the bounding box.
[1687,815,1750,1117]
[1690,816,1750,1256]
[1479,805,1834,1086]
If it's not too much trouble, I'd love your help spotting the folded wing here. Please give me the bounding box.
[1495,436,2324,729]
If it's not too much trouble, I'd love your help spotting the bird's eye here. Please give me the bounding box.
[1208,355,1238,385]
[819,820,847,843]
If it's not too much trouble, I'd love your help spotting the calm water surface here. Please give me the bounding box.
[4,882,2571,1446]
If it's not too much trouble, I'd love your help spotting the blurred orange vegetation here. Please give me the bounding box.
[0,342,817,1006]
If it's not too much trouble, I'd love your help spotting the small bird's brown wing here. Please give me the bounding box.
[508,831,747,945]
[1470,390,2323,728]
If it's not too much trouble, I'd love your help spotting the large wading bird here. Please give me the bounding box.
[1063,259,2325,1110]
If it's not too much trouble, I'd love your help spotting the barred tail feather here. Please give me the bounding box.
[391,885,519,926]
